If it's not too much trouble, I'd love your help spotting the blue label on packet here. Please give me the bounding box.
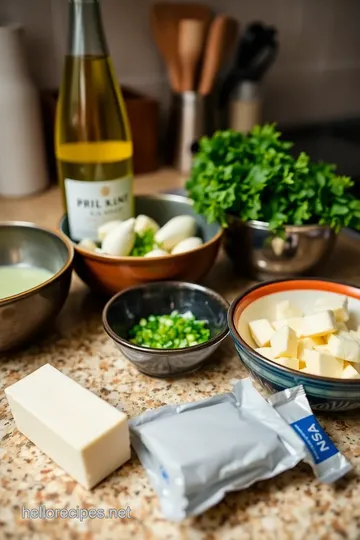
[290,415,338,464]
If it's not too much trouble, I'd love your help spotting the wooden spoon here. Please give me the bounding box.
[178,19,205,92]
[198,15,239,96]
[151,3,212,93]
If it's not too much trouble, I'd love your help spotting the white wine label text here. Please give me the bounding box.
[65,177,133,241]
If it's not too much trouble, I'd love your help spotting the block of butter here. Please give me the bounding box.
[5,364,131,489]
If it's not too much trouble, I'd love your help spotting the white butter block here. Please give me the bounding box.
[272,317,303,337]
[5,364,131,489]
[249,319,274,347]
[341,364,360,379]
[274,357,299,370]
[314,295,349,322]
[275,300,302,320]
[302,349,343,378]
[255,347,276,360]
[301,310,337,337]
[327,333,360,363]
[270,326,298,358]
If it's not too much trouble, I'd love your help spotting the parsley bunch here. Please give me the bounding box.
[186,124,360,232]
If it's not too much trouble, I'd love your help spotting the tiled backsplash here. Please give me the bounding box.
[1,0,360,125]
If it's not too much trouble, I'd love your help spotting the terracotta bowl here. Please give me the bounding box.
[59,194,223,295]
[228,278,360,412]
[0,222,73,353]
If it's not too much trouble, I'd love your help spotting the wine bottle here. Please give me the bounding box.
[55,0,133,242]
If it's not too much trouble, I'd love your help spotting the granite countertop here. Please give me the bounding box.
[1,170,360,540]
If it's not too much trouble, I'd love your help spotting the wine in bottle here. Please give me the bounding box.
[55,0,133,241]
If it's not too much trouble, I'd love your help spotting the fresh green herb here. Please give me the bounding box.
[128,310,211,349]
[186,124,360,232]
[130,229,158,256]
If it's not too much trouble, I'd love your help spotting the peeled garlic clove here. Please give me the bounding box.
[155,215,197,251]
[78,238,97,252]
[134,214,160,234]
[98,220,123,241]
[171,236,203,254]
[144,248,169,258]
[101,218,136,256]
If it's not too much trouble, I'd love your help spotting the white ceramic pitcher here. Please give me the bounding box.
[0,25,48,197]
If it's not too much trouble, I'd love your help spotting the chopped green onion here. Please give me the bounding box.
[130,229,160,257]
[128,311,211,349]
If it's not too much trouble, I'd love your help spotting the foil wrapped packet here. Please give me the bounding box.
[268,385,352,484]
[129,378,306,521]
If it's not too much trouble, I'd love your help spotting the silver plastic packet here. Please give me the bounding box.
[129,378,305,521]
[268,385,352,483]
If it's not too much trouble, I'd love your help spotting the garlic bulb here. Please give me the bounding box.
[135,214,160,234]
[144,248,169,258]
[155,215,197,251]
[101,218,136,256]
[97,220,123,242]
[78,238,97,252]
[171,236,203,254]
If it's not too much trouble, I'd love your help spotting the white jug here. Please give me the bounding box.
[0,25,48,197]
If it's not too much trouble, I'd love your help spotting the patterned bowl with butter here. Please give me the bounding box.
[228,278,360,412]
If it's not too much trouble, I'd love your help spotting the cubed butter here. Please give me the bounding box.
[336,322,348,332]
[349,330,360,343]
[255,347,276,360]
[275,300,302,320]
[272,317,303,337]
[5,364,131,489]
[327,332,360,363]
[315,344,331,353]
[298,337,325,360]
[314,295,349,322]
[341,364,360,379]
[273,357,299,370]
[249,319,274,347]
[301,310,337,337]
[270,325,298,358]
[302,348,344,378]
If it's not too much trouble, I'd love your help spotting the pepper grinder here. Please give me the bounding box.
[229,80,262,134]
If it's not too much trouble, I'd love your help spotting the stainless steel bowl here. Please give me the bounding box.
[0,222,74,352]
[223,215,337,280]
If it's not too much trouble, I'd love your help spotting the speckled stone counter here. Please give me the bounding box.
[1,171,360,540]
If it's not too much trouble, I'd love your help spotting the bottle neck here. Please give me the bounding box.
[67,0,108,56]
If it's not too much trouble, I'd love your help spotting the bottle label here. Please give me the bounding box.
[65,177,132,241]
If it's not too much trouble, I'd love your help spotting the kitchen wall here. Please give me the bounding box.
[1,0,360,126]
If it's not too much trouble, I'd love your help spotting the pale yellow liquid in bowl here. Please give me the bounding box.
[0,266,54,300]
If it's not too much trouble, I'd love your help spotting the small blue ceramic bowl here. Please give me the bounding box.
[228,278,360,411]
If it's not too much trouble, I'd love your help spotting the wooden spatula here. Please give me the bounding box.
[178,19,205,91]
[150,6,182,92]
[198,15,239,96]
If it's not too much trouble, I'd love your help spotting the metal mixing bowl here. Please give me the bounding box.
[0,222,74,352]
[223,215,336,280]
